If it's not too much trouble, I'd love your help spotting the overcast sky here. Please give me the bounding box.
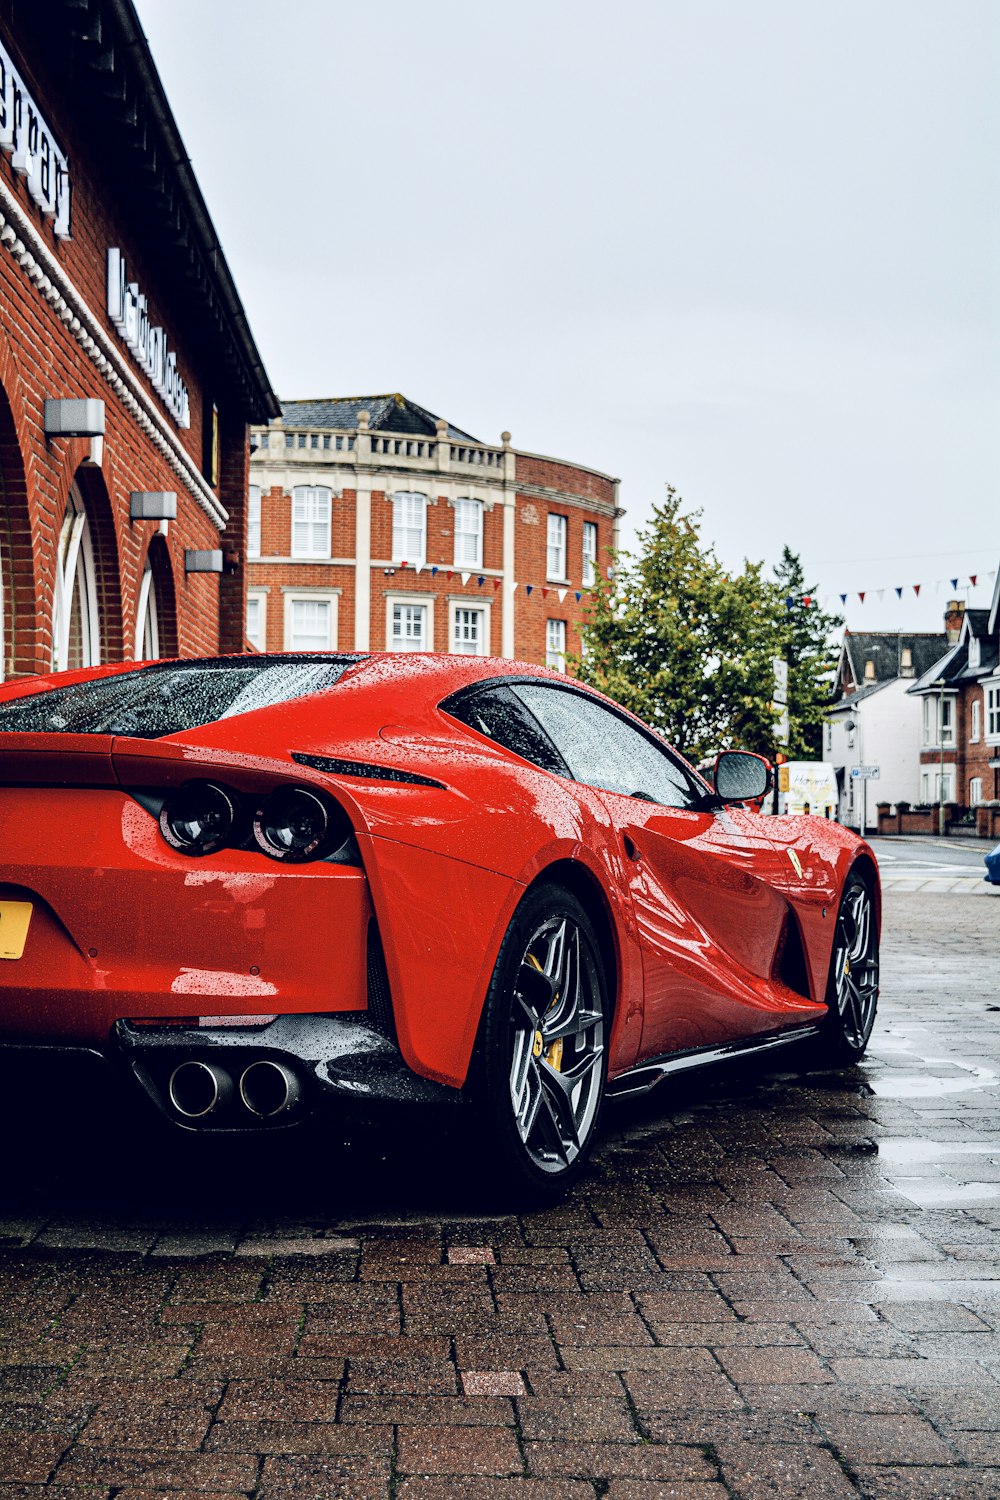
[137,0,998,635]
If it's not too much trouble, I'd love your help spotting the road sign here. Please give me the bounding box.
[851,765,880,779]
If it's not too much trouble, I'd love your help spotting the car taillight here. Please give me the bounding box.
[253,785,345,863]
[159,781,237,856]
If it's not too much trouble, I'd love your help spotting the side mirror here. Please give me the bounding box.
[714,750,772,804]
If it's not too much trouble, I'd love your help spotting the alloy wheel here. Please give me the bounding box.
[831,880,879,1051]
[508,914,605,1174]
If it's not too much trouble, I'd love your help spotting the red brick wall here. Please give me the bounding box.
[0,21,253,676]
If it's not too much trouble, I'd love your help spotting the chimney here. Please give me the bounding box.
[945,599,965,642]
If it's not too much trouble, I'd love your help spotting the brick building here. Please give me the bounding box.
[909,591,1000,824]
[0,0,277,682]
[247,396,622,666]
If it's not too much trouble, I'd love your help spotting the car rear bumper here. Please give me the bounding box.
[0,1014,461,1133]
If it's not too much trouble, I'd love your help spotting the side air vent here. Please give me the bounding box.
[774,912,812,1000]
[291,752,445,789]
[366,920,396,1040]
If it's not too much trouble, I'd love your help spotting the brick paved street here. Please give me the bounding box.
[1,890,998,1498]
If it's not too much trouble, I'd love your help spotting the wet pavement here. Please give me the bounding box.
[1,889,998,1498]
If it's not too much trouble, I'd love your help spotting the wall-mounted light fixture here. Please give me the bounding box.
[44,399,106,437]
[130,492,177,521]
[185,549,223,574]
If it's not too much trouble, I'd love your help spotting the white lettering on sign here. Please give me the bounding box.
[107,249,191,428]
[0,39,71,237]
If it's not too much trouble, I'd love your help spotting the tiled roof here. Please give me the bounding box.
[840,632,948,688]
[273,395,480,443]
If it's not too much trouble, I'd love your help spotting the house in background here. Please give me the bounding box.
[907,588,1000,834]
[247,395,621,667]
[825,630,946,832]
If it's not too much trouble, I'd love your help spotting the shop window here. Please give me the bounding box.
[52,485,100,672]
[135,556,160,660]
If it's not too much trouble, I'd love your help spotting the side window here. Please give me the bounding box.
[512,684,702,809]
[444,686,568,776]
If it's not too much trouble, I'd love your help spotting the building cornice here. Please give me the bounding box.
[0,173,229,529]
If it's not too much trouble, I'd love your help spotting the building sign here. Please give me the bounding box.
[107,249,190,428]
[0,39,71,237]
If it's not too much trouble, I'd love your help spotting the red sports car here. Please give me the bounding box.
[0,652,879,1200]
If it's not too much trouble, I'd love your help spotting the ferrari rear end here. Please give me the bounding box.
[0,656,452,1133]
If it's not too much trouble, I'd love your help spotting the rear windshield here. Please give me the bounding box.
[0,656,365,739]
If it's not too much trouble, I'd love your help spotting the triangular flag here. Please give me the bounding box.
[989,571,997,584]
[415,562,424,574]
[399,560,408,570]
[839,593,847,605]
[430,565,439,577]
[509,580,519,596]
[493,578,502,591]
[970,574,978,587]
[858,592,866,603]
[446,570,454,580]
[895,587,903,598]
[477,576,485,587]
[461,572,470,586]
[876,589,885,602]
[951,578,959,589]
[913,584,921,597]
[785,596,794,609]
[803,596,812,606]
[557,589,568,604]
[575,591,582,603]
[541,587,550,599]
[525,585,534,596]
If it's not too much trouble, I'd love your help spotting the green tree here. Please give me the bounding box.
[572,489,783,764]
[772,546,843,759]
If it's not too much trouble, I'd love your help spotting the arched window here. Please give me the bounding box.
[52,484,101,672]
[135,554,160,660]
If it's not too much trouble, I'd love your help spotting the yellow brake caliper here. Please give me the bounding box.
[526,951,563,1072]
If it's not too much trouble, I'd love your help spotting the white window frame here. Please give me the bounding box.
[453,498,483,570]
[921,766,956,804]
[547,513,568,582]
[392,492,427,568]
[282,589,339,651]
[969,637,981,670]
[246,588,268,651]
[386,591,434,651]
[248,484,262,559]
[52,483,101,673]
[135,556,160,660]
[970,777,983,807]
[582,521,597,588]
[987,682,1000,742]
[971,699,981,743]
[546,618,567,673]
[291,486,332,560]
[448,598,492,657]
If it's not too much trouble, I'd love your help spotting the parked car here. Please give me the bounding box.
[0,653,880,1200]
[985,843,1000,885]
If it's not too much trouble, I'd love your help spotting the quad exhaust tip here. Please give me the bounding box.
[239,1059,300,1118]
[168,1059,233,1118]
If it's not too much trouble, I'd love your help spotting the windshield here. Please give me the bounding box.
[0,656,365,739]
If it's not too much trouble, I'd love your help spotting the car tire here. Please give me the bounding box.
[816,870,879,1065]
[469,882,609,1206]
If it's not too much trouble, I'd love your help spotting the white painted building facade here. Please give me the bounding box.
[825,678,926,833]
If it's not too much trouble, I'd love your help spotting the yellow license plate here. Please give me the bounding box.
[0,901,32,960]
